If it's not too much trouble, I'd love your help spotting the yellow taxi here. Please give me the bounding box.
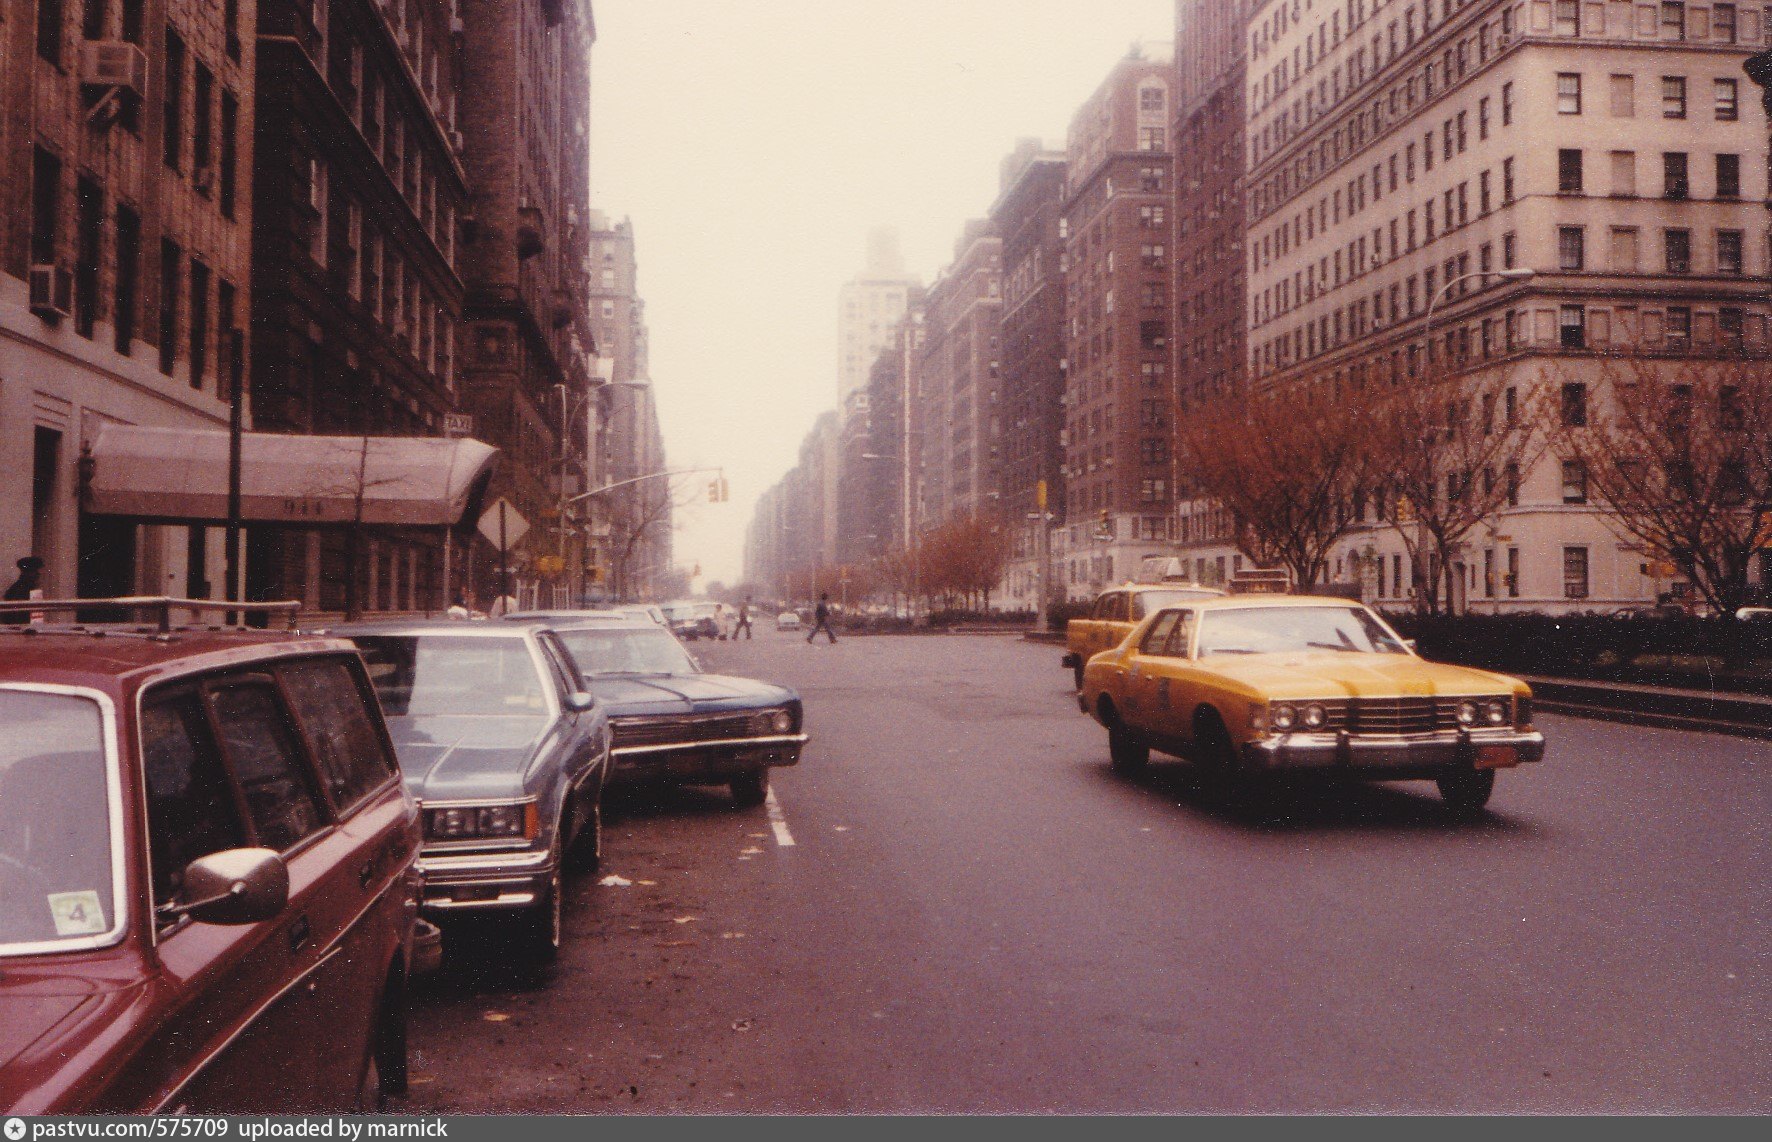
[1061,582,1224,689]
[1079,595,1545,811]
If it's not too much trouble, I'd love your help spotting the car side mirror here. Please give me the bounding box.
[564,690,597,713]
[165,848,289,926]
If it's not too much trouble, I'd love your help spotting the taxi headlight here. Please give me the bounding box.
[1484,699,1510,725]
[1302,703,1327,729]
[1456,700,1480,726]
[1271,703,1297,731]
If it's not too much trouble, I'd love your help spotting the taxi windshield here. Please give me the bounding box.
[1196,606,1409,657]
[555,627,697,677]
[0,689,118,953]
[353,636,548,716]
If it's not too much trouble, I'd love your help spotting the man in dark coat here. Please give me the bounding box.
[806,592,838,644]
[3,556,45,625]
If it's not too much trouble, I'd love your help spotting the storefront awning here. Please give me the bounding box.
[85,426,498,527]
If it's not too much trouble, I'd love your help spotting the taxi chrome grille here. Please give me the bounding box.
[612,712,767,749]
[1347,697,1459,735]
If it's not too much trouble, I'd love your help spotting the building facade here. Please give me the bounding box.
[912,220,1002,535]
[1058,45,1179,599]
[1,0,255,602]
[1241,0,1768,611]
[836,225,918,420]
[246,0,467,613]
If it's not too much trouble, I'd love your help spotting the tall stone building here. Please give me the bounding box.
[246,0,468,612]
[456,0,598,604]
[990,139,1068,611]
[1057,44,1177,597]
[836,225,918,420]
[913,220,1002,532]
[1241,0,1767,611]
[1,0,256,602]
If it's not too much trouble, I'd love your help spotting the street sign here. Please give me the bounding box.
[477,497,529,550]
[443,413,474,438]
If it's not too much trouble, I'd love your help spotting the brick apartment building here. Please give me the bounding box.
[990,139,1068,611]
[1056,44,1178,599]
[1,0,255,602]
[456,0,598,606]
[913,219,1002,532]
[245,0,468,612]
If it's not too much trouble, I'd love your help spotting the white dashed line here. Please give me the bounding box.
[764,787,796,848]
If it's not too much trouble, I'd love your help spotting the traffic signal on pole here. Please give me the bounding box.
[708,476,728,503]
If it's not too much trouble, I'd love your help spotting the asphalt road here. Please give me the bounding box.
[405,628,1770,1113]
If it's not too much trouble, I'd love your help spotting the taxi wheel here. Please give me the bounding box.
[1436,769,1495,815]
[518,868,563,962]
[731,768,769,808]
[1108,721,1149,773]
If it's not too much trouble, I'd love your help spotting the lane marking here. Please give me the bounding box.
[764,787,796,848]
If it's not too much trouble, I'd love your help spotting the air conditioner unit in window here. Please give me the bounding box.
[29,264,74,320]
[80,41,148,94]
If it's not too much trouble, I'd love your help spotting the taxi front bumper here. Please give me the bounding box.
[1240,727,1546,775]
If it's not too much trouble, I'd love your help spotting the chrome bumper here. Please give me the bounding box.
[417,846,554,912]
[611,732,808,778]
[1240,728,1547,773]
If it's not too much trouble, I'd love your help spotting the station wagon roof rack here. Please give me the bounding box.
[0,596,303,634]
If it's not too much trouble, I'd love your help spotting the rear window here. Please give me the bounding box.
[0,689,119,953]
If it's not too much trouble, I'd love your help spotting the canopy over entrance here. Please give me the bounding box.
[85,426,498,527]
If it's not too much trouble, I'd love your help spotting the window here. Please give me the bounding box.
[1558,149,1584,194]
[1610,226,1640,271]
[1502,82,1514,125]
[1660,2,1685,39]
[1662,76,1686,118]
[1562,460,1589,504]
[1720,307,1745,349]
[1666,305,1692,345]
[1557,73,1582,114]
[207,682,324,852]
[1560,306,1587,350]
[1554,0,1579,34]
[122,0,143,42]
[73,177,101,338]
[1664,228,1691,274]
[1558,226,1586,271]
[1138,205,1166,228]
[1502,157,1515,203]
[1715,3,1738,41]
[279,659,396,813]
[1139,127,1166,152]
[1663,152,1688,199]
[1610,74,1636,117]
[114,205,141,354]
[141,692,247,909]
[188,258,209,388]
[192,63,213,188]
[1610,151,1636,197]
[1717,230,1744,275]
[1561,382,1588,426]
[158,238,181,375]
[1716,153,1741,199]
[219,90,238,218]
[163,26,185,171]
[1563,547,1589,600]
[36,0,65,64]
[1503,231,1517,268]
[1139,85,1165,113]
[1714,79,1739,121]
[1140,244,1166,270]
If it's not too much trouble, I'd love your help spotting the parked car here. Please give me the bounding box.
[0,602,421,1113]
[1062,582,1225,689]
[545,618,807,806]
[776,611,802,631]
[662,601,720,641]
[332,621,610,960]
[1079,595,1545,812]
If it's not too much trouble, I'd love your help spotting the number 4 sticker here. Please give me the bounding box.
[48,890,107,936]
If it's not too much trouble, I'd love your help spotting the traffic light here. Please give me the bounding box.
[1098,509,1112,535]
[708,476,729,503]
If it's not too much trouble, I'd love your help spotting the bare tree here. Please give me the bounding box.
[1368,370,1548,614]
[1547,355,1770,616]
[1176,377,1375,588]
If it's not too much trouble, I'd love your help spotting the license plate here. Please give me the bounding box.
[1476,745,1518,769]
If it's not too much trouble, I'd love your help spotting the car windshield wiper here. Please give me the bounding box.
[1205,647,1259,655]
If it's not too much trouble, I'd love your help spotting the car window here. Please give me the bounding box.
[278,659,397,814]
[141,691,247,910]
[1131,594,1151,621]
[207,682,326,852]
[1139,612,1179,654]
[353,635,548,716]
[555,627,697,676]
[535,635,578,695]
[1196,606,1410,657]
[1163,611,1196,657]
[1096,593,1122,620]
[0,690,116,949]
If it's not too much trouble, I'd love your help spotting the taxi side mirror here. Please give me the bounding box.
[167,848,289,926]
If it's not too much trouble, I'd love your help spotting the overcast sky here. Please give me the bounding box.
[589,0,1174,588]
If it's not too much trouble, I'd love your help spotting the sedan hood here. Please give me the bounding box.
[384,714,549,801]
[591,673,794,718]
[1196,653,1524,699]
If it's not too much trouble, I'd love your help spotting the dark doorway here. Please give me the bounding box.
[31,428,62,587]
[77,513,137,614]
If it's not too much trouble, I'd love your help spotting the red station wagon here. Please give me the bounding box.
[0,601,423,1113]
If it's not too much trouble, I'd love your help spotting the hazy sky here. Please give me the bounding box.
[589,0,1174,587]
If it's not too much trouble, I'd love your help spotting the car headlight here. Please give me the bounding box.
[1456,700,1479,726]
[426,803,537,841]
[754,708,795,735]
[1484,699,1510,726]
[1270,703,1297,731]
[1302,703,1326,729]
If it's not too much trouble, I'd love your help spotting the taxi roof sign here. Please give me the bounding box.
[1227,568,1292,595]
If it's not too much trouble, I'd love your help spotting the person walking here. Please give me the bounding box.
[733,596,753,639]
[2,556,44,625]
[806,592,837,644]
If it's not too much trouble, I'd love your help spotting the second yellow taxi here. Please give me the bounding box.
[1079,595,1545,811]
